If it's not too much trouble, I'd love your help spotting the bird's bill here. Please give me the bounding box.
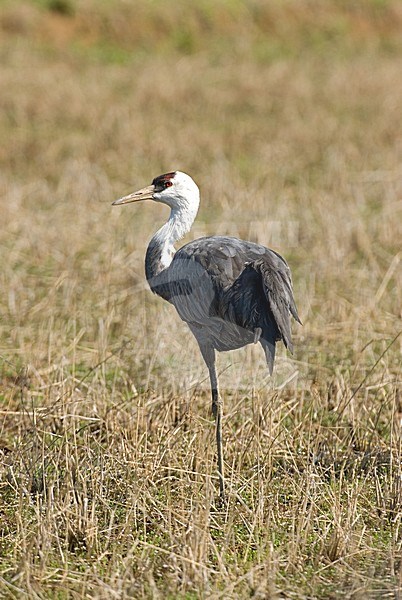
[112,185,155,205]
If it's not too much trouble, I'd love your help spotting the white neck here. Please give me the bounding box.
[146,204,198,281]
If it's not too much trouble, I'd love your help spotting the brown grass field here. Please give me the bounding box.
[1,1,402,597]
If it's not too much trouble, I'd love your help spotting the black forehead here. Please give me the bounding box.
[152,172,176,187]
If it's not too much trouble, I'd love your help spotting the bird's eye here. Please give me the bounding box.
[165,181,173,188]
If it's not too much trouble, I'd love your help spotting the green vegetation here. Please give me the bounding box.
[0,0,401,597]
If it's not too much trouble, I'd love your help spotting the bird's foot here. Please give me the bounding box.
[214,492,227,509]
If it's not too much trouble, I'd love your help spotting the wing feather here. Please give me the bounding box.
[153,236,300,369]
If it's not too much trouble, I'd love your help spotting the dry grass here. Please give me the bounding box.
[0,1,402,598]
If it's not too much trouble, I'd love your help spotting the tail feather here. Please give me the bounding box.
[252,260,296,352]
[261,339,276,375]
[220,256,300,375]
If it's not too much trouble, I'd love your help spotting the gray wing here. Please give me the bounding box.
[153,236,300,371]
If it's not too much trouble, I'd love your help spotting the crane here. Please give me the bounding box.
[113,171,301,502]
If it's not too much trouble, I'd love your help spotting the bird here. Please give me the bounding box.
[113,171,301,502]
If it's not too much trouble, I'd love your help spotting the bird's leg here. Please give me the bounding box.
[212,384,225,504]
[199,344,225,503]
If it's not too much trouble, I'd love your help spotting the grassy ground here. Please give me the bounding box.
[0,1,402,597]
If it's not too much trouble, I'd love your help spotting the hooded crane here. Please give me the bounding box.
[113,171,301,502]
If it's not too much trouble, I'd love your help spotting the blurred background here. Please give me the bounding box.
[1,0,401,378]
[1,1,402,597]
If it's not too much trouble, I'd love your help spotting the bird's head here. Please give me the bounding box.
[113,171,200,214]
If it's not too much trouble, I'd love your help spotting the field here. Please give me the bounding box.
[1,0,402,597]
